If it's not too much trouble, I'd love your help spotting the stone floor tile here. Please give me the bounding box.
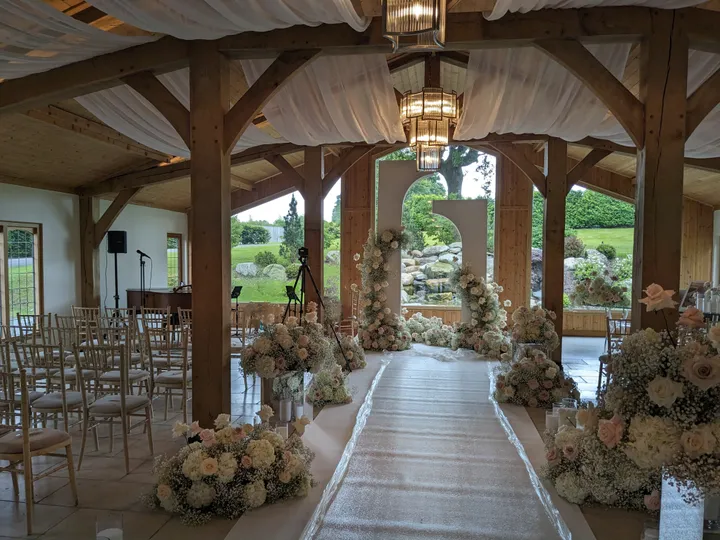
[40,479,149,511]
[149,516,236,540]
[0,500,76,538]
[41,509,170,540]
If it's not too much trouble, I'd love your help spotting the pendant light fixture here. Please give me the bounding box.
[416,143,442,171]
[382,0,447,52]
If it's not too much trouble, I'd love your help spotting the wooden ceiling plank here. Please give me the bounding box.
[230,174,253,190]
[387,53,427,73]
[123,72,191,148]
[566,148,613,190]
[686,67,720,139]
[534,39,645,148]
[224,49,321,153]
[266,154,307,186]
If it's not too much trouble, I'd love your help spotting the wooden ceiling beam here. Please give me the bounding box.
[231,170,299,215]
[123,72,191,148]
[230,174,253,191]
[24,105,174,162]
[535,39,645,148]
[566,148,613,191]
[686,67,720,139]
[322,145,376,197]
[93,188,140,247]
[484,142,548,196]
[265,154,307,186]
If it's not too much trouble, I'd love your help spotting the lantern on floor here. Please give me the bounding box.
[382,0,447,52]
[416,143,442,171]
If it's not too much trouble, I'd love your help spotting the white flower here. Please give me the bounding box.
[214,414,231,429]
[156,484,172,501]
[253,336,271,354]
[257,405,274,423]
[246,439,276,469]
[709,324,720,346]
[545,367,558,379]
[681,425,716,457]
[260,430,285,449]
[255,355,276,378]
[353,253,360,261]
[390,241,399,249]
[646,376,684,407]
[200,457,218,476]
[381,230,393,243]
[297,348,309,360]
[187,482,216,509]
[243,480,267,508]
[554,472,588,504]
[172,422,190,438]
[293,416,311,436]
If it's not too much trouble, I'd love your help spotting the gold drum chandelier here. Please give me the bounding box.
[382,0,447,52]
[400,87,458,171]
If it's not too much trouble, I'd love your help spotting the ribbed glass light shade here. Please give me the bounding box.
[408,117,449,147]
[400,87,458,125]
[382,0,446,52]
[417,143,441,171]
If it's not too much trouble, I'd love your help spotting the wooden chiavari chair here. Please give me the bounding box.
[337,285,360,337]
[598,312,632,396]
[95,318,151,396]
[152,324,191,422]
[71,306,99,345]
[73,344,154,474]
[0,364,78,536]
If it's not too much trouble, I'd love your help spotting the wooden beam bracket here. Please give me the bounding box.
[93,189,140,247]
[322,145,375,197]
[487,143,547,196]
[566,149,612,191]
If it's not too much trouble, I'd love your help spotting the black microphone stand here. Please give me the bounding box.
[138,253,148,308]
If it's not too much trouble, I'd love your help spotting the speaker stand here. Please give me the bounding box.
[113,252,120,312]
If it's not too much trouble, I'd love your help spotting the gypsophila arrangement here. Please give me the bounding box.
[333,334,366,371]
[449,264,512,358]
[494,349,579,408]
[241,302,333,378]
[511,305,559,355]
[144,407,314,525]
[358,228,412,352]
[307,363,352,407]
[406,312,454,348]
[542,409,662,512]
[570,269,630,309]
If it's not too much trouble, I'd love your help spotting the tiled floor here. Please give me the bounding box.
[0,340,605,539]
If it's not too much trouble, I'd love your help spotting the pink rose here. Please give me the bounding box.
[190,421,201,434]
[542,380,553,389]
[597,417,623,449]
[546,448,560,466]
[298,335,310,347]
[527,379,540,390]
[538,390,550,401]
[562,443,578,461]
[527,397,538,408]
[639,283,677,312]
[241,455,253,468]
[644,490,661,511]
[679,307,706,329]
[232,428,246,441]
[199,429,215,441]
[495,381,505,390]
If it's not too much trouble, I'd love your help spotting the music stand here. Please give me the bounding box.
[231,286,243,337]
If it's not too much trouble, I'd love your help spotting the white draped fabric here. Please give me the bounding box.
[76,69,281,157]
[240,55,406,146]
[86,0,369,38]
[488,0,704,20]
[0,0,153,80]
[454,44,631,142]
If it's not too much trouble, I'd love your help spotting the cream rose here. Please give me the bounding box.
[297,348,309,360]
[709,324,720,346]
[638,283,677,312]
[681,426,716,457]
[647,376,684,407]
[598,417,624,449]
[200,457,219,476]
[156,484,172,501]
[644,490,661,511]
[678,306,705,328]
[683,354,720,391]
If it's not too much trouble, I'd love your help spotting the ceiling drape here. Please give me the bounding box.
[488,0,705,20]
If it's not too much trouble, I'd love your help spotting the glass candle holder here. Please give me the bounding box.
[96,513,123,540]
[545,411,559,434]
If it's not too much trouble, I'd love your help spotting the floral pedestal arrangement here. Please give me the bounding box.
[511,306,559,360]
[512,342,548,363]
[307,364,352,407]
[147,407,314,525]
[272,372,304,422]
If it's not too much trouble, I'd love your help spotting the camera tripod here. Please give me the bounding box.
[284,247,351,371]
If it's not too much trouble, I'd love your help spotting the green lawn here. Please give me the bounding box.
[575,228,634,258]
[230,243,340,303]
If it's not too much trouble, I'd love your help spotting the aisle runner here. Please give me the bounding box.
[306,350,565,540]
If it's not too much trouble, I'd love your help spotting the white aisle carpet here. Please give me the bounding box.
[305,347,566,540]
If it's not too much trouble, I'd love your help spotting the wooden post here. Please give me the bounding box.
[543,138,567,364]
[494,154,533,313]
[632,11,688,331]
[189,42,231,425]
[302,147,325,309]
[341,153,374,319]
[79,195,100,307]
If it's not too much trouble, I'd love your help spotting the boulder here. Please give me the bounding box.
[448,246,462,254]
[586,249,609,268]
[401,289,410,303]
[422,245,450,257]
[426,278,451,294]
[410,250,423,258]
[260,264,287,281]
[235,262,258,277]
[402,258,417,266]
[401,273,415,286]
[412,272,427,282]
[404,265,419,273]
[416,256,438,265]
[424,261,455,279]
[439,253,461,265]
[403,285,415,296]
[325,250,340,265]
[427,292,454,304]
[564,257,583,271]
[486,255,494,281]
[449,242,462,250]
[531,248,543,292]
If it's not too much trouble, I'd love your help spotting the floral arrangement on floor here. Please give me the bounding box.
[570,269,630,309]
[600,283,720,503]
[511,305,560,355]
[449,264,512,358]
[405,312,454,348]
[542,409,662,511]
[307,363,352,407]
[358,228,412,352]
[146,407,314,525]
[241,303,333,378]
[493,349,580,408]
[333,333,367,371]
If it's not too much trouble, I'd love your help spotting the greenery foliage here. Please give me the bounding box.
[564,235,587,258]
[230,218,243,247]
[573,260,605,282]
[612,255,633,281]
[254,251,278,268]
[279,195,304,262]
[596,243,617,261]
[240,225,270,245]
[285,263,301,281]
[323,221,340,249]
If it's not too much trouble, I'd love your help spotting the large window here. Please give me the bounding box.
[167,233,183,287]
[0,223,42,326]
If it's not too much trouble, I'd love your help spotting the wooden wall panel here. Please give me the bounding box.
[680,197,714,288]
[341,154,374,319]
[494,153,533,313]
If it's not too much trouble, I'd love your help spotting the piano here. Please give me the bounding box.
[126,286,192,312]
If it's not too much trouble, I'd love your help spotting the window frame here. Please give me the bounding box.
[0,221,44,325]
[166,232,184,287]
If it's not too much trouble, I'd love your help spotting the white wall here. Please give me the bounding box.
[0,184,81,316]
[98,201,188,309]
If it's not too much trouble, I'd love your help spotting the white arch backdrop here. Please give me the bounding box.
[377,161,488,321]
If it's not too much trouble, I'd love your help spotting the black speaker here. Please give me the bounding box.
[107,230,127,254]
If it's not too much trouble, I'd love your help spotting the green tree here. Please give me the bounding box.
[272,217,285,227]
[438,146,480,198]
[324,221,340,249]
[240,224,270,245]
[280,194,304,262]
[230,217,243,247]
[404,194,460,246]
[331,194,341,224]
